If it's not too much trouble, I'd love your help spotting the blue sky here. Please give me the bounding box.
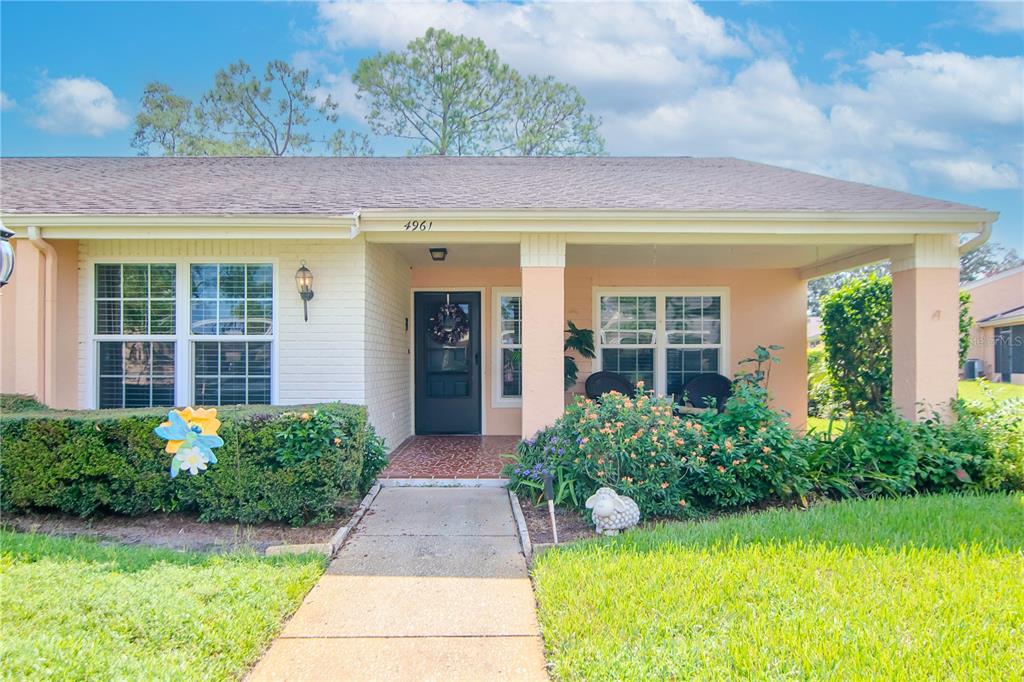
[1,1,1021,249]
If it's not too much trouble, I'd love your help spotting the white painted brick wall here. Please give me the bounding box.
[77,239,367,409]
[363,243,413,452]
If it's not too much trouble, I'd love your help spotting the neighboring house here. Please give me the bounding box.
[962,265,1024,384]
[807,316,822,347]
[0,157,997,450]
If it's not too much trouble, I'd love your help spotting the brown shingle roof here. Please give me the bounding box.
[0,156,984,215]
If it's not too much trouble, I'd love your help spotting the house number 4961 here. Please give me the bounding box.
[404,220,432,231]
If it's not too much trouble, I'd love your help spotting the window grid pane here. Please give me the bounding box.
[666,295,721,346]
[666,348,721,403]
[601,348,655,388]
[499,295,522,398]
[190,263,273,336]
[97,341,175,409]
[94,264,176,335]
[194,341,272,405]
[599,296,657,346]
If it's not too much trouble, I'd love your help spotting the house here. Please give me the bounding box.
[0,157,997,453]
[962,265,1024,384]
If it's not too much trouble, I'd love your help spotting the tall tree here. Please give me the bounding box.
[200,60,337,156]
[509,76,604,156]
[353,28,605,156]
[133,61,373,157]
[959,241,1023,282]
[328,129,374,157]
[131,83,199,156]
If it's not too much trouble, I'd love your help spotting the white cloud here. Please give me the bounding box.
[974,1,1024,33]
[0,91,15,111]
[911,159,1021,191]
[316,0,747,104]
[312,2,1021,193]
[32,77,129,136]
[604,50,1022,192]
[313,69,366,119]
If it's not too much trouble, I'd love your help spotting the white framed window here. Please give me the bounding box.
[593,288,729,400]
[189,263,274,406]
[493,288,522,407]
[93,263,177,408]
[88,258,277,409]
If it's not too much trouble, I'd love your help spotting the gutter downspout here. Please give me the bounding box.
[26,226,57,406]
[959,220,993,256]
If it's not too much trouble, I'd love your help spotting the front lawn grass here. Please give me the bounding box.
[957,379,1024,402]
[532,494,1024,680]
[0,531,324,681]
[805,380,1023,436]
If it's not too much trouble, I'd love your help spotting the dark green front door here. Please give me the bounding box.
[414,292,482,434]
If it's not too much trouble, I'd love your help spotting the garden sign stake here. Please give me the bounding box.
[544,472,559,544]
[154,407,224,478]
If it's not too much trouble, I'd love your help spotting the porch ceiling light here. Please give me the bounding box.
[429,247,448,262]
[0,223,14,288]
[295,260,314,322]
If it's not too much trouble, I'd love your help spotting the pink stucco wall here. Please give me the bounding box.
[893,267,960,419]
[410,264,808,434]
[963,268,1024,380]
[0,239,79,408]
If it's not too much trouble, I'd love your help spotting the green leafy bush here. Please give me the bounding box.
[1,394,48,414]
[820,276,972,413]
[962,391,1024,491]
[507,375,808,518]
[0,403,384,525]
[807,347,841,419]
[820,275,893,412]
[801,398,1018,499]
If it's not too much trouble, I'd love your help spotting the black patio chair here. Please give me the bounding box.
[679,373,733,413]
[584,371,635,401]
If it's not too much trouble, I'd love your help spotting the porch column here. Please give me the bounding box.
[890,234,961,420]
[520,234,566,438]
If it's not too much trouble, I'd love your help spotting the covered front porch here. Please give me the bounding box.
[362,218,968,453]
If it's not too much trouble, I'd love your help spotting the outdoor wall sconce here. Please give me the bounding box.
[0,224,15,288]
[429,247,448,262]
[295,260,314,321]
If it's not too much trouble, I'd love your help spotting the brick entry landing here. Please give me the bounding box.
[381,436,520,479]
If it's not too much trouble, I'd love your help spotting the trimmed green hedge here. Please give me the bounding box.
[0,403,386,525]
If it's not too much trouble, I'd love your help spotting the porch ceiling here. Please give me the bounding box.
[390,242,875,271]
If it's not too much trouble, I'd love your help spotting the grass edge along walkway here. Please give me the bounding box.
[532,493,1024,681]
[0,531,325,681]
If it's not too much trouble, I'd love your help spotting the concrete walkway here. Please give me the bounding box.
[249,488,549,681]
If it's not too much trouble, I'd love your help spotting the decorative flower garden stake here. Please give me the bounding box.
[154,408,224,478]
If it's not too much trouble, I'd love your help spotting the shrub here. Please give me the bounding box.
[507,377,808,519]
[962,393,1024,491]
[806,347,841,419]
[0,403,383,525]
[801,399,1018,499]
[820,276,972,413]
[820,275,893,412]
[1,394,48,414]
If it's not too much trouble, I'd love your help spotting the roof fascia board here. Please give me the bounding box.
[357,209,995,235]
[0,214,357,239]
[977,314,1024,328]
[365,230,914,247]
[358,208,996,224]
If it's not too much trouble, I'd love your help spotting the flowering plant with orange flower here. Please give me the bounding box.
[507,347,811,519]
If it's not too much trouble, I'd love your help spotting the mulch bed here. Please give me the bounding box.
[517,495,596,545]
[3,508,355,554]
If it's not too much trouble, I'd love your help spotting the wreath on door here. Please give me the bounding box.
[430,302,470,346]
